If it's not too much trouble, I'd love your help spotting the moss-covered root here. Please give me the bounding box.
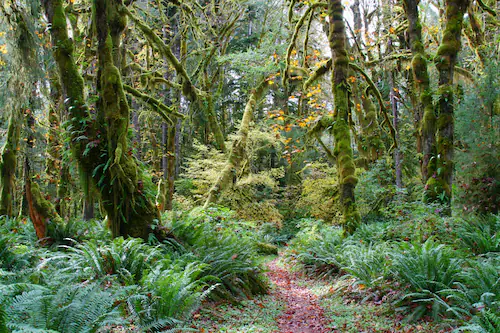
[0,113,20,216]
[328,0,360,234]
[425,0,469,205]
[204,81,269,207]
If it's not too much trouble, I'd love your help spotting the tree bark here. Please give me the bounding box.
[426,0,469,205]
[42,0,159,239]
[328,0,361,234]
[403,0,436,184]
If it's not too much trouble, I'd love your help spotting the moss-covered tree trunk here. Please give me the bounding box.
[42,0,158,239]
[403,0,436,184]
[328,0,361,234]
[94,0,158,237]
[204,81,269,207]
[0,113,21,216]
[426,0,469,204]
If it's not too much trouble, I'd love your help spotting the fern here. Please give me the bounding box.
[0,301,7,333]
[391,239,464,320]
[5,283,122,333]
[455,309,500,333]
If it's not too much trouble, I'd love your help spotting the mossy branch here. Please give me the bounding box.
[284,3,326,86]
[123,84,185,124]
[349,63,397,149]
[204,79,271,207]
[454,66,475,83]
[303,59,332,90]
[124,6,203,102]
[476,0,497,16]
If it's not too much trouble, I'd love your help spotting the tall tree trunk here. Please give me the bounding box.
[328,0,361,234]
[42,0,158,239]
[403,0,436,184]
[426,0,469,205]
[24,111,62,242]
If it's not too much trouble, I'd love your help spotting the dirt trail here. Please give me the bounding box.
[266,257,330,333]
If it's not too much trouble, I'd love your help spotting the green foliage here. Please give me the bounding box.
[128,261,213,331]
[390,239,463,320]
[341,241,391,289]
[355,158,396,217]
[49,237,163,284]
[178,133,284,224]
[455,61,500,214]
[169,209,268,300]
[2,283,121,333]
[289,222,345,275]
[457,214,500,254]
[297,162,342,223]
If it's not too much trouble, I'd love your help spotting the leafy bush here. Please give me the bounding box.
[178,137,284,223]
[446,255,500,324]
[127,261,214,331]
[355,158,396,216]
[289,223,346,276]
[390,239,464,320]
[296,162,342,223]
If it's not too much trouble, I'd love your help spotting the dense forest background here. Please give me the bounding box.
[0,0,498,332]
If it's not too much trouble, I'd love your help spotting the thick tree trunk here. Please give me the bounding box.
[328,0,361,234]
[43,0,159,239]
[24,112,62,242]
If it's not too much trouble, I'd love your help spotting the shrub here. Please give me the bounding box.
[290,224,346,276]
[341,241,392,289]
[296,162,342,223]
[390,239,464,320]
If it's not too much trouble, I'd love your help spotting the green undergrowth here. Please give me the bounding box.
[189,294,284,332]
[285,204,500,332]
[0,206,274,332]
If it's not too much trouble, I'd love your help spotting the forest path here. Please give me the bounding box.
[265,256,331,333]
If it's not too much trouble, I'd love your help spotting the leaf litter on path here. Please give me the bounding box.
[266,258,331,333]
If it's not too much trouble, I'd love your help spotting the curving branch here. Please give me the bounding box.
[123,84,185,124]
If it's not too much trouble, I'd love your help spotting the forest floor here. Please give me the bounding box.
[190,253,454,333]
